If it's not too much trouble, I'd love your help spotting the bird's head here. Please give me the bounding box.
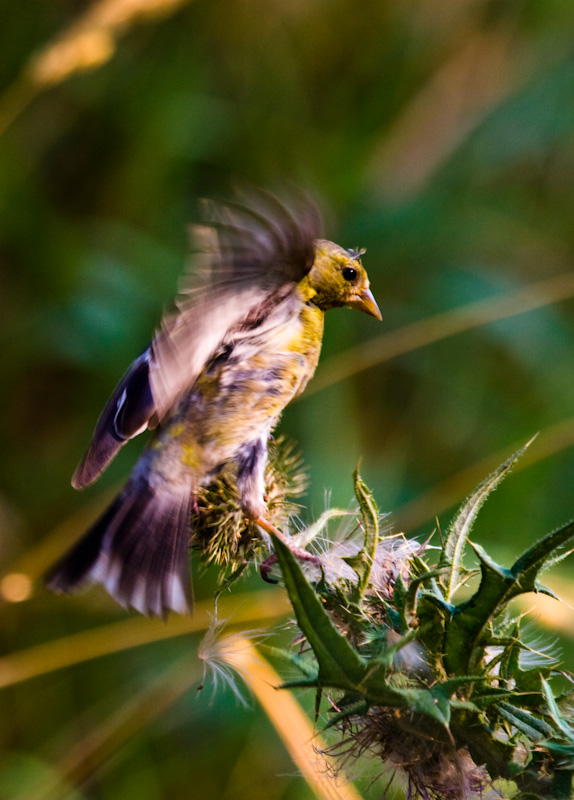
[303,240,382,320]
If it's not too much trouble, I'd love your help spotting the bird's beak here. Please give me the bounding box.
[346,287,382,320]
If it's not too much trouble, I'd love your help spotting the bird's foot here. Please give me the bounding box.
[255,517,320,584]
[260,554,279,584]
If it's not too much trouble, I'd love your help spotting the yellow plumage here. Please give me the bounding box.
[46,191,381,616]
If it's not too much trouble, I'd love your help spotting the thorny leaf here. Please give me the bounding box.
[259,644,318,680]
[444,518,574,675]
[498,702,555,740]
[274,459,574,798]
[541,679,574,740]
[272,533,368,690]
[439,440,534,602]
[342,469,380,602]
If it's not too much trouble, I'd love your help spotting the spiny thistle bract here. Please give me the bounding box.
[267,443,574,800]
[193,435,307,581]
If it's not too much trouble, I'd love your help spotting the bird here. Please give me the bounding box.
[45,190,381,616]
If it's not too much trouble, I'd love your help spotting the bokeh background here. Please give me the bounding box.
[3,0,574,797]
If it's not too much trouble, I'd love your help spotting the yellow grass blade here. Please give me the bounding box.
[0,589,288,689]
[395,416,574,533]
[227,636,364,800]
[309,272,574,396]
[0,0,196,137]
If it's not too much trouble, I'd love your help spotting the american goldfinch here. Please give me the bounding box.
[46,191,381,616]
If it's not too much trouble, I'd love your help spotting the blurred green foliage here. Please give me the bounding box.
[3,0,574,798]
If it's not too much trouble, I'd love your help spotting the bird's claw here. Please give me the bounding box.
[255,516,322,582]
[260,555,279,584]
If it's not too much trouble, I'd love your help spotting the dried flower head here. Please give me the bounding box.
[192,436,307,580]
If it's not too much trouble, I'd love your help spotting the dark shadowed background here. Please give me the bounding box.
[2,1,574,798]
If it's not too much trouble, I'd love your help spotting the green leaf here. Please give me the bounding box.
[444,542,515,674]
[468,688,516,709]
[515,668,556,702]
[403,566,448,624]
[440,441,533,602]
[323,697,369,730]
[498,702,555,740]
[417,590,456,617]
[510,521,574,594]
[412,688,452,727]
[444,518,574,675]
[408,678,479,728]
[498,623,521,681]
[259,645,318,679]
[541,679,574,739]
[292,507,351,550]
[450,699,481,713]
[272,534,368,689]
[279,677,321,690]
[541,741,574,770]
[343,469,379,602]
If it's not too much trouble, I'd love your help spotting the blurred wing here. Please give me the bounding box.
[149,189,321,423]
[72,190,321,487]
[72,349,154,488]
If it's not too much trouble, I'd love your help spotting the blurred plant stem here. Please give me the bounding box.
[310,270,574,396]
[19,656,203,800]
[10,631,362,800]
[0,589,288,689]
[0,0,196,138]
[395,415,574,533]
[227,637,363,800]
[368,26,534,202]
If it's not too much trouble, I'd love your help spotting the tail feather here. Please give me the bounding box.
[46,479,193,616]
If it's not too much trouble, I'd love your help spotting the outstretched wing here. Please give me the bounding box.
[72,189,321,489]
[149,189,321,423]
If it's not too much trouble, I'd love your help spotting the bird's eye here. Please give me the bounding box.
[342,266,357,282]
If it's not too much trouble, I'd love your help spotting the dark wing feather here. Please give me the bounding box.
[72,349,154,489]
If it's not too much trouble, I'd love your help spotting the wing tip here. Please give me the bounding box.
[71,429,127,491]
[71,456,103,490]
[71,463,90,491]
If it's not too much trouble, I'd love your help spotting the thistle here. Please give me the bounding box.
[269,444,574,800]
[193,436,308,581]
